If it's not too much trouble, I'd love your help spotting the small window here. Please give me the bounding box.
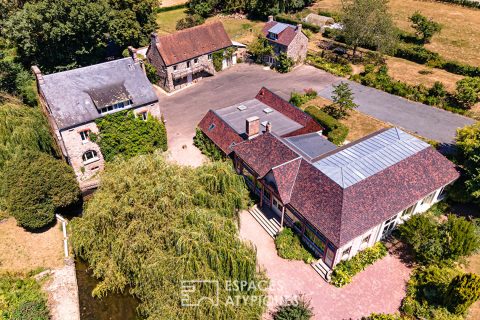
[208,123,215,131]
[208,54,212,61]
[401,204,416,217]
[187,61,191,68]
[194,58,198,64]
[362,235,371,244]
[139,111,148,121]
[173,65,177,71]
[421,192,436,206]
[342,247,351,256]
[82,150,98,162]
[79,130,90,141]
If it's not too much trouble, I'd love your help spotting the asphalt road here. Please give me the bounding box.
[158,63,475,147]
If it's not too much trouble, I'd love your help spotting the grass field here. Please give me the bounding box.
[156,8,188,35]
[313,0,480,66]
[0,218,64,274]
[462,253,480,319]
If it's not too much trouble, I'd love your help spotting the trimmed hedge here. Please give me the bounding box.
[434,0,480,8]
[304,106,349,145]
[274,227,315,264]
[330,242,388,287]
[275,14,320,33]
[154,4,186,13]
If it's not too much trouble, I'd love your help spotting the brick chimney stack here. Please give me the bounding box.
[268,15,274,22]
[297,23,302,33]
[265,122,272,133]
[128,46,138,63]
[31,65,44,85]
[150,32,158,47]
[246,116,260,138]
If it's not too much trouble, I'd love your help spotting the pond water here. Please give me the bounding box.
[76,260,139,320]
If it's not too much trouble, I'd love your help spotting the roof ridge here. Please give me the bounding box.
[158,21,223,39]
[43,57,136,78]
[271,156,302,170]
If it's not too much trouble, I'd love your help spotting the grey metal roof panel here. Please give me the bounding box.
[268,23,290,34]
[313,128,430,188]
[284,132,337,160]
[215,99,303,136]
[39,58,158,130]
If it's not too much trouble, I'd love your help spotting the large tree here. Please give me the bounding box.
[456,122,480,201]
[5,0,157,72]
[341,0,398,58]
[409,11,442,44]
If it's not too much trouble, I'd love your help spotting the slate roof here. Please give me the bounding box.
[262,21,298,46]
[231,128,459,247]
[39,58,158,130]
[197,110,244,155]
[154,22,232,66]
[255,87,323,137]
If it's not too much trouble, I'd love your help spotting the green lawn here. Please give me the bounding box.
[155,8,188,35]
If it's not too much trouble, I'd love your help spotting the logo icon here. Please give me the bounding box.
[180,280,220,307]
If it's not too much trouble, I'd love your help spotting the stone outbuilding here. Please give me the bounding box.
[32,57,161,183]
[303,13,334,33]
[262,16,309,65]
[147,22,240,92]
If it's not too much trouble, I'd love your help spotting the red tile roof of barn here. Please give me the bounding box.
[232,132,300,178]
[289,147,459,247]
[155,22,232,66]
[255,87,323,136]
[197,110,243,155]
[262,21,298,46]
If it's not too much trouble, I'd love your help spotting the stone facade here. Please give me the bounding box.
[285,27,308,63]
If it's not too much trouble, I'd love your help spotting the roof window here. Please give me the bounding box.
[263,107,274,114]
[237,105,247,111]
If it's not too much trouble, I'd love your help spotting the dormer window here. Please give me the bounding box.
[99,99,132,114]
[268,32,278,40]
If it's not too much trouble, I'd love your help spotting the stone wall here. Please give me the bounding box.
[286,31,308,64]
[164,54,215,92]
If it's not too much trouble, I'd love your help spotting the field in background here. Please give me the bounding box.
[159,0,187,7]
[156,8,188,35]
[0,218,63,273]
[313,0,480,66]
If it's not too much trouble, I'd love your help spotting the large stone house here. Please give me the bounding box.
[32,57,161,183]
[147,22,240,92]
[262,16,308,65]
[197,87,459,278]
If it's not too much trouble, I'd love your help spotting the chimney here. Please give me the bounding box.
[150,32,158,47]
[246,116,260,138]
[31,65,44,85]
[128,46,139,63]
[265,122,272,133]
[297,23,302,33]
[268,15,274,22]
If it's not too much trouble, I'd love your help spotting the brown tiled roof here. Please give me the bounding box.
[289,147,459,247]
[262,21,298,46]
[255,87,323,136]
[232,132,300,178]
[197,110,243,155]
[270,158,302,203]
[155,22,232,66]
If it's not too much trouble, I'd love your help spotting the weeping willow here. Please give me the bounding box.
[71,154,267,319]
[0,102,57,169]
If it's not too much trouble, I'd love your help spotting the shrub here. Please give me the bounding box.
[362,313,402,320]
[273,295,314,320]
[306,54,352,77]
[1,152,80,229]
[175,14,204,30]
[454,77,480,108]
[276,52,295,73]
[0,274,49,320]
[144,62,160,84]
[91,110,167,162]
[275,14,320,33]
[289,89,317,107]
[193,128,224,161]
[445,273,480,315]
[248,35,274,64]
[330,242,388,287]
[275,228,315,264]
[212,50,224,72]
[304,106,349,145]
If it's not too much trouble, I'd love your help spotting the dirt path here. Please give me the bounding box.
[43,259,81,320]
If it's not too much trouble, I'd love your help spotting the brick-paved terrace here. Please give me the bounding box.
[239,211,412,320]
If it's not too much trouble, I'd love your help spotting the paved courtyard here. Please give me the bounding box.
[158,64,474,164]
[239,211,411,320]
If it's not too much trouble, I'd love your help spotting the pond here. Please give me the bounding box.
[76,260,139,320]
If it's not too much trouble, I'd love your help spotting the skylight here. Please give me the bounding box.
[263,107,274,114]
[237,105,247,111]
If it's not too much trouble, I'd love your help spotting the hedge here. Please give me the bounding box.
[306,54,353,77]
[274,227,315,264]
[330,242,388,287]
[154,4,186,13]
[193,128,225,161]
[275,14,321,33]
[304,106,349,145]
[434,0,480,8]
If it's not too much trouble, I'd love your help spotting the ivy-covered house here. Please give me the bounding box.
[32,57,162,183]
[197,87,459,278]
[146,22,244,92]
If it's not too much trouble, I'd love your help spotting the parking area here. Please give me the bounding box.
[239,211,411,320]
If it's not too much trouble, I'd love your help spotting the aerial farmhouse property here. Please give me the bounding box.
[147,22,243,92]
[32,57,161,182]
[198,87,459,277]
[262,16,309,65]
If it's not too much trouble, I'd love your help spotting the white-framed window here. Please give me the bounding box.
[421,192,436,206]
[341,246,351,260]
[139,111,148,121]
[82,150,98,163]
[401,204,416,217]
[194,58,198,64]
[208,54,212,61]
[79,130,90,141]
[99,99,132,114]
[187,61,191,68]
[381,215,398,238]
[173,65,177,71]
[362,234,371,244]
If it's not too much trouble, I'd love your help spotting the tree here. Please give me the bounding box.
[409,11,442,44]
[247,35,274,63]
[91,110,167,162]
[456,123,480,202]
[275,52,294,73]
[454,77,480,109]
[1,152,80,229]
[341,0,398,58]
[445,273,480,315]
[176,14,204,30]
[144,62,160,84]
[442,215,480,261]
[5,0,157,72]
[273,295,314,320]
[324,82,358,119]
